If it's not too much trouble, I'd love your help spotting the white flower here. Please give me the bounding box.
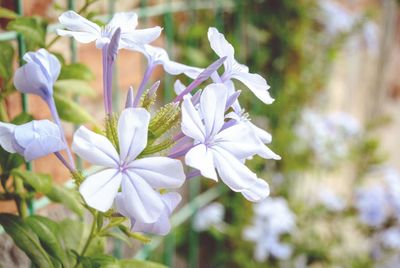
[57,11,161,49]
[355,185,389,227]
[181,83,271,202]
[318,188,346,212]
[134,45,202,78]
[207,27,274,104]
[72,108,185,223]
[0,120,65,161]
[380,227,400,250]
[116,192,181,235]
[193,202,225,232]
[14,48,60,100]
[243,197,295,261]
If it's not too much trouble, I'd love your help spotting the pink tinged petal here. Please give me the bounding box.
[200,83,228,137]
[79,168,122,212]
[118,108,150,163]
[212,147,269,202]
[181,95,206,142]
[107,12,138,33]
[128,157,185,189]
[207,27,235,59]
[122,171,165,223]
[72,126,118,168]
[231,72,274,104]
[14,62,51,99]
[185,144,217,181]
[0,122,16,153]
[57,11,101,43]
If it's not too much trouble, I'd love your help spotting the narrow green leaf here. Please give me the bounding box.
[11,169,52,194]
[7,16,47,51]
[11,112,34,125]
[54,79,96,97]
[0,42,14,82]
[100,230,132,247]
[0,7,18,19]
[46,185,84,217]
[0,214,54,268]
[26,216,68,267]
[59,63,94,81]
[54,93,95,124]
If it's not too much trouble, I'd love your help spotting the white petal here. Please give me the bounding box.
[14,61,51,98]
[107,12,138,33]
[23,49,61,84]
[72,126,118,168]
[213,147,269,202]
[248,121,272,143]
[174,79,186,95]
[200,83,228,137]
[57,11,101,43]
[207,27,235,59]
[79,169,122,212]
[121,27,162,49]
[181,95,206,142]
[231,72,274,104]
[0,122,16,153]
[118,108,150,162]
[163,60,203,78]
[162,192,182,214]
[185,144,217,181]
[121,171,164,223]
[128,157,185,189]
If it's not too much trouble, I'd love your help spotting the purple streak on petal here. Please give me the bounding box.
[220,119,237,131]
[133,63,155,107]
[174,56,227,103]
[125,86,134,108]
[54,151,74,172]
[46,96,76,170]
[186,170,201,180]
[225,91,241,111]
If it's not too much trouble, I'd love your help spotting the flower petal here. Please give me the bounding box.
[128,157,185,189]
[118,108,150,163]
[57,11,101,43]
[80,168,122,212]
[248,121,272,144]
[121,171,165,223]
[121,27,162,49]
[107,12,138,33]
[72,126,118,167]
[207,27,235,59]
[213,146,269,202]
[185,144,217,181]
[14,61,51,99]
[231,72,274,104]
[200,83,228,137]
[23,49,61,84]
[0,122,16,153]
[181,95,206,142]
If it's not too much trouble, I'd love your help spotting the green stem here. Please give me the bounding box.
[14,177,28,218]
[74,211,97,268]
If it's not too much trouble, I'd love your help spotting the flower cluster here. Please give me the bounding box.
[295,109,360,167]
[1,11,280,236]
[243,197,296,262]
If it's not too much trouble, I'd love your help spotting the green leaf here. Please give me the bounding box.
[7,16,47,51]
[105,259,168,268]
[0,42,14,83]
[11,112,34,125]
[0,213,54,268]
[0,7,18,19]
[100,230,132,247]
[46,185,84,217]
[59,63,94,81]
[26,216,68,267]
[11,169,52,194]
[54,93,95,124]
[54,79,96,97]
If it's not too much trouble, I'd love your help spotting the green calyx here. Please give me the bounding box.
[105,114,120,153]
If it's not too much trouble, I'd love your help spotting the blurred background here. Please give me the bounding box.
[1,0,400,267]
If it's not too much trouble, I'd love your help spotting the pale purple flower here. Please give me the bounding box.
[116,192,181,235]
[355,185,389,227]
[181,83,273,202]
[13,49,75,168]
[72,108,185,223]
[193,202,226,232]
[207,27,274,105]
[243,197,295,261]
[318,188,346,212]
[380,227,400,250]
[57,11,161,50]
[0,120,65,161]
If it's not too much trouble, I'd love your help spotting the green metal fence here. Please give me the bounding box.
[0,0,244,267]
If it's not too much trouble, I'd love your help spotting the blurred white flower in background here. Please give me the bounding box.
[193,202,226,232]
[318,188,346,212]
[243,197,296,262]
